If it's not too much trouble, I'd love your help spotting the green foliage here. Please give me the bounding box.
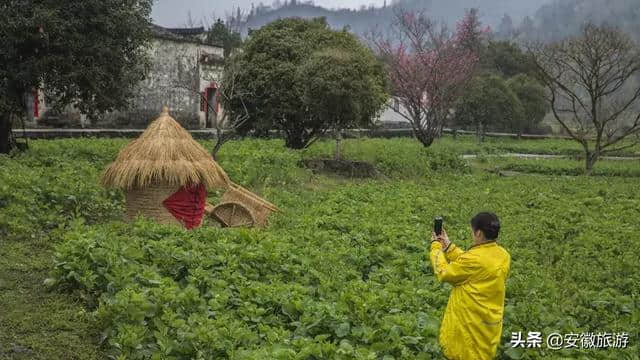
[506,75,550,134]
[298,47,388,159]
[0,144,123,242]
[3,138,640,359]
[51,172,640,360]
[302,138,470,178]
[53,217,448,359]
[298,48,388,132]
[211,138,312,187]
[454,73,525,138]
[0,139,130,359]
[206,19,242,58]
[0,0,153,153]
[481,41,537,78]
[224,18,388,149]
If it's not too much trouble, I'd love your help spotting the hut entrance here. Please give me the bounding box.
[162,184,207,229]
[205,82,218,128]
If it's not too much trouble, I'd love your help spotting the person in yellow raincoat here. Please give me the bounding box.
[429,212,511,360]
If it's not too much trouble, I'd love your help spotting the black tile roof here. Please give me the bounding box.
[150,24,224,48]
[151,25,213,44]
[164,27,206,36]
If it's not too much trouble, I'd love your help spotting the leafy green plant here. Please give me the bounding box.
[52,176,639,359]
[2,138,639,359]
[0,149,123,242]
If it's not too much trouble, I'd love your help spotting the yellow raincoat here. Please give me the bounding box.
[429,241,511,360]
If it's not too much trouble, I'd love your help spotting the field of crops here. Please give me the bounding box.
[1,137,639,359]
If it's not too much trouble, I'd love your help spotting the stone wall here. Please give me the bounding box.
[36,38,224,130]
[131,38,202,120]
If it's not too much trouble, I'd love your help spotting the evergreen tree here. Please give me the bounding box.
[0,0,153,154]
[206,19,242,59]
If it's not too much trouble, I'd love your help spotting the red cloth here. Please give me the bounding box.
[162,184,206,229]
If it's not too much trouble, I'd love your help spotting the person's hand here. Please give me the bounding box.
[435,228,451,250]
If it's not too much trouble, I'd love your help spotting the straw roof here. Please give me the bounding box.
[102,106,230,190]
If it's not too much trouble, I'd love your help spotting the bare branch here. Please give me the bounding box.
[172,62,252,157]
[529,22,640,172]
[370,8,483,146]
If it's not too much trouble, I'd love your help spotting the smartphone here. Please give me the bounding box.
[434,216,443,236]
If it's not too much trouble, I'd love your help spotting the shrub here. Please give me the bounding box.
[423,147,471,173]
[0,148,123,242]
[303,138,470,178]
[211,139,311,187]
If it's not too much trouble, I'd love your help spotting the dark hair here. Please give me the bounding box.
[471,212,500,240]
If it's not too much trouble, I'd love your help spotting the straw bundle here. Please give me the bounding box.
[101,106,230,190]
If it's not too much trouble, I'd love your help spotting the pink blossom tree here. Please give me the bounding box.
[371,9,486,146]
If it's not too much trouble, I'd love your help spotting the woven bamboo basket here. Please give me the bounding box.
[211,182,279,227]
[124,183,182,226]
[211,202,256,227]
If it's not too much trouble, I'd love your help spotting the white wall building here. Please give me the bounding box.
[27,25,226,129]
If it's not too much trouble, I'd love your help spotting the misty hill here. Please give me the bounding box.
[242,0,552,37]
[242,0,640,42]
[531,0,640,41]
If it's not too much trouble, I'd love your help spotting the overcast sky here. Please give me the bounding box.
[152,0,386,27]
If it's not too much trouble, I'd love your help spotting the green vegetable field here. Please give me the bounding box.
[1,137,638,359]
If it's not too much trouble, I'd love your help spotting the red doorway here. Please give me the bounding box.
[33,88,39,119]
[203,81,219,128]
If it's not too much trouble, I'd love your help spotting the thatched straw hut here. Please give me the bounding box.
[102,106,230,228]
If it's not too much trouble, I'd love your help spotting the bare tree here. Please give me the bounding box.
[529,23,640,174]
[225,6,246,35]
[209,63,251,159]
[174,62,250,160]
[201,12,217,30]
[184,10,202,28]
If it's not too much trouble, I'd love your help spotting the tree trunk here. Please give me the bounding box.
[255,128,270,139]
[211,136,224,161]
[333,129,342,161]
[284,132,308,149]
[419,133,434,147]
[414,128,434,147]
[585,151,598,175]
[0,113,14,155]
[477,124,486,143]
